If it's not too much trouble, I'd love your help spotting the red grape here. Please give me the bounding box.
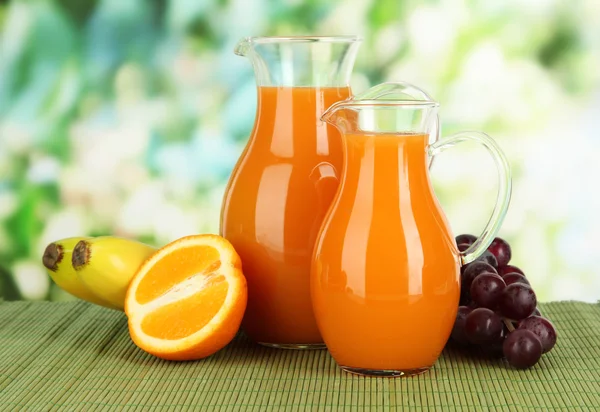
[518,316,557,353]
[498,265,525,277]
[465,308,503,344]
[499,283,537,320]
[470,272,506,309]
[456,234,477,246]
[451,306,473,345]
[448,235,557,371]
[462,262,497,290]
[475,249,498,268]
[502,273,530,286]
[503,329,542,369]
[487,237,512,267]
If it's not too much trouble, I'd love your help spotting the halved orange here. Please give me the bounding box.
[124,234,247,361]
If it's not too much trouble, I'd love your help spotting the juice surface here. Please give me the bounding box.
[221,86,351,345]
[311,132,460,369]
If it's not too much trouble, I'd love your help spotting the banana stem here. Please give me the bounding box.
[72,240,92,270]
[43,243,64,272]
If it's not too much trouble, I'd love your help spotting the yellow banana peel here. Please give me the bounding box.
[72,236,157,309]
[42,237,120,310]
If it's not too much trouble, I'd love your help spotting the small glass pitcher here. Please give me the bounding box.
[311,84,511,376]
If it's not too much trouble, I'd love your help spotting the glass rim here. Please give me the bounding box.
[335,100,440,109]
[243,35,363,44]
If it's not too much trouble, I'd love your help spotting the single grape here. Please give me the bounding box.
[503,329,543,369]
[518,316,557,353]
[498,283,537,320]
[451,306,473,345]
[456,234,477,246]
[470,272,506,309]
[464,308,503,344]
[498,265,525,277]
[502,273,530,286]
[487,237,512,267]
[476,250,498,268]
[462,262,497,291]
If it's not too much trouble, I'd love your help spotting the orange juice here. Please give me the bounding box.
[220,86,351,346]
[311,132,460,371]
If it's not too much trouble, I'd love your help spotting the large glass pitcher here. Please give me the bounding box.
[311,85,511,374]
[220,37,438,349]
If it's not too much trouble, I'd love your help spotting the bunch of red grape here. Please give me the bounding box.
[450,234,557,369]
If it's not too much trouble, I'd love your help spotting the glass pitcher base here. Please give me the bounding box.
[258,342,326,350]
[340,365,431,378]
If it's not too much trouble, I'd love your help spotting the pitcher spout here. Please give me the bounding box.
[234,37,252,57]
[320,100,351,125]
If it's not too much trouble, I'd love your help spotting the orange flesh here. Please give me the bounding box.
[311,132,461,370]
[140,274,228,340]
[135,245,220,304]
[221,86,350,345]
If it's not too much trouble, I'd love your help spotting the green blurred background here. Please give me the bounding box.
[1,0,599,303]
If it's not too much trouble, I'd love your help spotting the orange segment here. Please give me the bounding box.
[125,234,247,361]
[141,275,228,340]
[134,244,221,304]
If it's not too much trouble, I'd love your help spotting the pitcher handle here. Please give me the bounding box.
[428,131,512,265]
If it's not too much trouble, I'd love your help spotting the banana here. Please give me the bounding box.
[72,236,157,309]
[42,237,120,310]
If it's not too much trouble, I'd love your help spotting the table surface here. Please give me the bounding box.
[1,300,599,411]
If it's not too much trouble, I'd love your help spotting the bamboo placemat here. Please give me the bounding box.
[0,300,598,411]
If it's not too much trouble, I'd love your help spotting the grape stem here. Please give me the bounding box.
[504,319,515,332]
